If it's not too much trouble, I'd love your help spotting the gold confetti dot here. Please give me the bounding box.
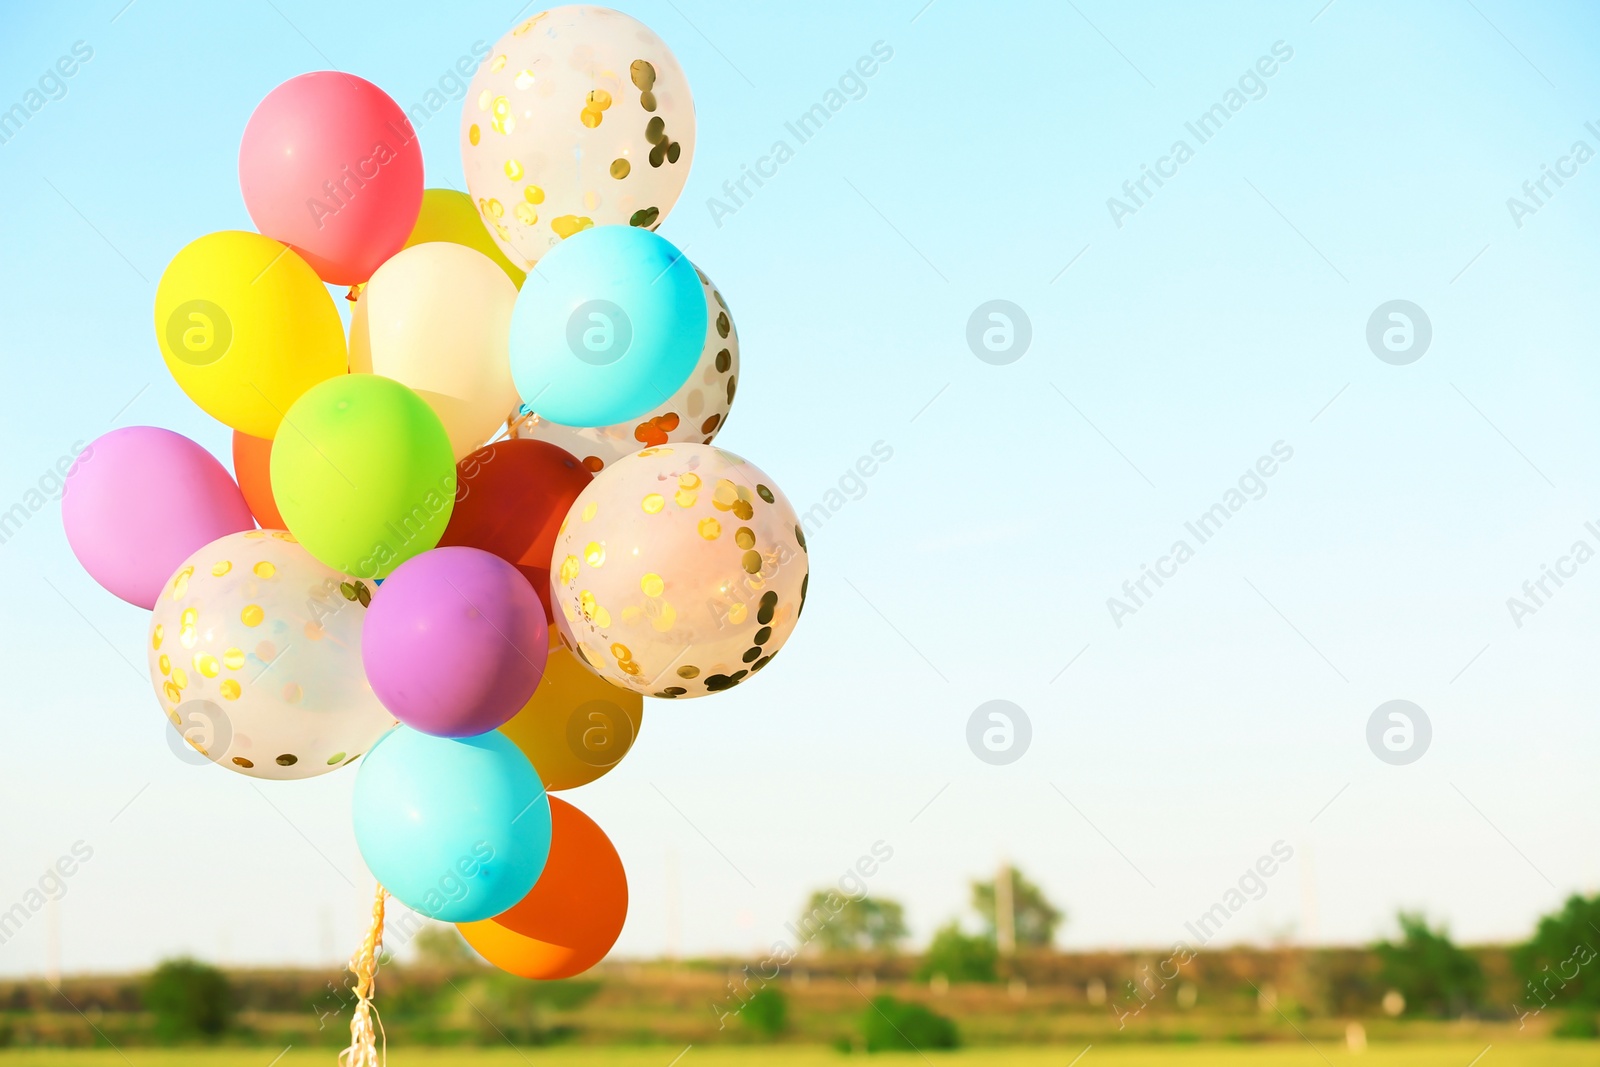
[610,642,632,661]
[585,541,606,567]
[742,550,762,574]
[232,756,253,768]
[486,197,505,218]
[525,185,545,204]
[163,681,181,704]
[559,554,580,583]
[679,472,702,490]
[211,561,232,577]
[677,665,700,679]
[735,527,756,549]
[171,566,193,600]
[180,607,197,627]
[729,602,749,625]
[675,489,698,508]
[171,668,188,691]
[552,214,593,239]
[514,69,535,90]
[631,60,657,91]
[642,493,665,514]
[253,561,276,579]
[478,89,492,111]
[158,654,170,676]
[220,679,241,700]
[241,604,264,627]
[152,624,164,650]
[581,501,598,521]
[514,202,538,226]
[194,653,220,678]
[698,517,722,540]
[468,123,480,145]
[223,648,245,671]
[505,159,524,181]
[641,573,664,597]
[490,54,508,72]
[179,627,197,650]
[610,158,631,179]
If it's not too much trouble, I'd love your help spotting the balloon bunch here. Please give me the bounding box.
[60,1,808,1010]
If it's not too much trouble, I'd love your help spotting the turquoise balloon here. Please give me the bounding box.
[351,726,551,923]
[509,225,706,427]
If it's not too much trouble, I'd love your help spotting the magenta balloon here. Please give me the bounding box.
[62,427,256,609]
[238,71,423,286]
[362,547,549,737]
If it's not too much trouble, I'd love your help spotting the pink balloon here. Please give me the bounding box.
[63,427,256,609]
[239,71,423,286]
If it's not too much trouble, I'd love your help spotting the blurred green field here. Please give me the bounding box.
[0,1045,1590,1066]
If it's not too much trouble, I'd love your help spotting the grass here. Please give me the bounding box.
[0,1045,1591,1066]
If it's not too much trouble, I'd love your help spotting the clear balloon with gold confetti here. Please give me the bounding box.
[146,529,396,779]
[550,444,807,698]
[461,5,696,269]
[509,262,738,472]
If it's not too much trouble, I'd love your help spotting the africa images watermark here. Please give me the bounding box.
[1113,841,1294,1029]
[1504,518,1600,629]
[0,841,95,946]
[1106,40,1294,229]
[1107,441,1295,628]
[0,440,91,546]
[710,840,895,1029]
[707,41,895,228]
[0,40,94,148]
[1505,119,1600,230]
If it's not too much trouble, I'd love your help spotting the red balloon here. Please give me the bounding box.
[238,72,423,285]
[437,439,591,621]
[231,431,284,529]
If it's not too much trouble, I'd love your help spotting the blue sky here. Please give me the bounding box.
[1,0,1598,975]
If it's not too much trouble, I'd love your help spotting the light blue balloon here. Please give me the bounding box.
[510,225,707,427]
[352,726,551,923]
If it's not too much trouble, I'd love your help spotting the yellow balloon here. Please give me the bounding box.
[404,188,526,288]
[349,242,519,459]
[154,231,347,439]
[500,633,643,791]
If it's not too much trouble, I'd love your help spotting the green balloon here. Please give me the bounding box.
[270,374,456,579]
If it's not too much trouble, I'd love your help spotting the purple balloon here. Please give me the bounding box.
[362,546,549,737]
[62,426,256,609]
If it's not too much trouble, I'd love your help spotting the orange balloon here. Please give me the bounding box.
[436,438,591,622]
[500,632,644,792]
[459,796,627,979]
[231,431,284,529]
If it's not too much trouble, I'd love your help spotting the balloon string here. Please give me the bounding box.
[338,883,387,1067]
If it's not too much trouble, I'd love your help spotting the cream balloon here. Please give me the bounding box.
[349,242,518,459]
[550,445,808,698]
[146,530,396,780]
[510,262,738,472]
[462,6,696,269]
